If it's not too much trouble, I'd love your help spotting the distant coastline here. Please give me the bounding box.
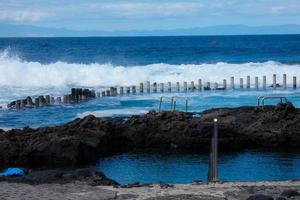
[1,24,300,37]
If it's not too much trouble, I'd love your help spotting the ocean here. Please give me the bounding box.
[2,35,300,183]
[1,35,300,128]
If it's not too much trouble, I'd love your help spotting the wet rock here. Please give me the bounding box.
[146,195,225,200]
[26,96,34,107]
[119,182,142,188]
[0,168,119,186]
[280,189,300,197]
[38,96,46,107]
[116,194,139,199]
[128,181,141,187]
[275,197,286,200]
[7,101,16,109]
[246,194,274,200]
[1,103,300,168]
[159,183,174,189]
[270,84,281,88]
[192,180,203,185]
[7,96,35,109]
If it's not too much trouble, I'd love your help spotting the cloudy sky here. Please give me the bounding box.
[0,0,300,31]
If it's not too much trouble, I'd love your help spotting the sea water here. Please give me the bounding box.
[96,151,300,184]
[1,35,300,128]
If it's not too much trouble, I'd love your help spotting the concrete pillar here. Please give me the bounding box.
[82,89,89,100]
[109,87,114,96]
[63,95,68,104]
[146,81,150,93]
[153,82,157,93]
[283,74,287,89]
[223,79,227,89]
[176,82,180,92]
[119,87,124,95]
[56,97,62,104]
[263,76,267,90]
[247,76,250,89]
[106,90,111,97]
[132,86,137,94]
[34,98,39,107]
[273,74,276,89]
[126,87,130,95]
[198,79,202,91]
[214,83,218,90]
[78,88,83,101]
[240,78,243,89]
[160,83,164,93]
[168,82,172,92]
[38,96,45,107]
[50,97,55,105]
[255,77,259,89]
[230,77,234,89]
[91,90,96,98]
[206,82,211,90]
[45,95,50,105]
[183,81,188,92]
[190,81,195,91]
[140,83,144,94]
[68,95,72,104]
[71,88,76,101]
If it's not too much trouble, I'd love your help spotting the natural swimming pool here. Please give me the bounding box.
[95,150,300,184]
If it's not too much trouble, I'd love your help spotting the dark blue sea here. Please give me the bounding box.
[1,35,300,65]
[1,35,300,183]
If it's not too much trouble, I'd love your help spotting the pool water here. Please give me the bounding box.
[95,151,300,184]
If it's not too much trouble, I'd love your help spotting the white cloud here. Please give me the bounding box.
[89,2,204,18]
[0,10,48,22]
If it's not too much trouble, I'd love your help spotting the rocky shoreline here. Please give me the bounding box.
[0,168,118,186]
[1,103,300,199]
[1,180,300,200]
[0,102,300,168]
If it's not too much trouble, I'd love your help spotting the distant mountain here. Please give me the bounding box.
[1,24,300,37]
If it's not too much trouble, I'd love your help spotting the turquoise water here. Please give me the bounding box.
[1,88,300,128]
[96,151,300,184]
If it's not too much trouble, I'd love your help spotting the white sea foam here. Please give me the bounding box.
[77,108,150,118]
[1,49,300,88]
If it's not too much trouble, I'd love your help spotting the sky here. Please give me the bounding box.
[0,0,300,31]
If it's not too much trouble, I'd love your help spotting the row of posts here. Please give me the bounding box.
[7,88,96,109]
[7,74,298,109]
[100,74,298,97]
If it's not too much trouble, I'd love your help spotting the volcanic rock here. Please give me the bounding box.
[0,103,300,168]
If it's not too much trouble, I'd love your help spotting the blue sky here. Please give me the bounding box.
[0,0,300,31]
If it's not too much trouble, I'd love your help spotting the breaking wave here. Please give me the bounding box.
[1,48,300,88]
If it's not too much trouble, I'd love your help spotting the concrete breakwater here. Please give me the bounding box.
[7,88,96,109]
[5,73,299,109]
